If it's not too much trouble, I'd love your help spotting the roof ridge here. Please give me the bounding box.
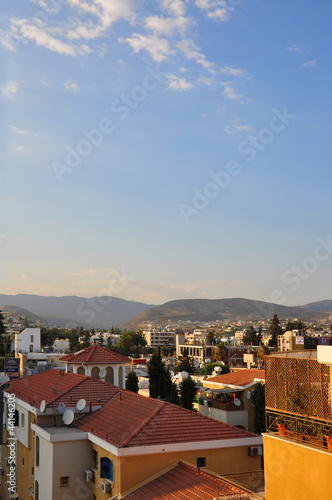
[48,375,88,407]
[121,398,166,447]
[86,345,96,362]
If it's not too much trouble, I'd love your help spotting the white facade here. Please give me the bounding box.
[52,339,70,352]
[142,329,176,349]
[67,363,126,388]
[15,328,41,355]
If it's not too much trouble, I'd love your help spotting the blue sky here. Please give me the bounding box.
[1,0,332,306]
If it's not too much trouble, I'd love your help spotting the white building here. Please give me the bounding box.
[142,329,176,349]
[15,327,41,355]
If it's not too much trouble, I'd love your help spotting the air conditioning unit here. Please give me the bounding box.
[101,481,111,493]
[84,469,94,482]
[249,445,263,456]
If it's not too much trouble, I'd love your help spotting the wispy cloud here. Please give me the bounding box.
[119,33,173,62]
[1,81,19,97]
[166,74,194,90]
[220,81,243,100]
[177,39,215,71]
[287,44,302,54]
[220,66,246,78]
[195,0,234,23]
[301,58,316,68]
[10,125,38,136]
[225,120,252,134]
[64,80,79,91]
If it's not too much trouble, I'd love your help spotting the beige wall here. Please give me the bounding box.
[263,434,332,500]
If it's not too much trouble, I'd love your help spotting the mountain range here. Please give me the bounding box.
[0,294,154,328]
[1,294,332,330]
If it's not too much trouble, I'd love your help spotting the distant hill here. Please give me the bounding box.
[122,297,329,330]
[0,305,42,323]
[0,294,155,328]
[299,300,332,312]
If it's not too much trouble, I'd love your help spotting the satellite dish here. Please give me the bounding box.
[0,376,10,384]
[76,399,86,411]
[40,400,46,413]
[246,391,251,400]
[99,368,107,379]
[234,398,241,407]
[63,409,74,425]
[57,402,66,414]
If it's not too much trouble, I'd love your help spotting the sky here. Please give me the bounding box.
[1,0,332,307]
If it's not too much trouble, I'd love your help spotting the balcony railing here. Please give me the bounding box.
[266,409,332,451]
[199,398,244,412]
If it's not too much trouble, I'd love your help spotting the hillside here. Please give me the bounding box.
[0,305,42,323]
[299,300,332,311]
[122,297,329,330]
[0,294,155,328]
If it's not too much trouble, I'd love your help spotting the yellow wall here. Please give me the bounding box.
[263,434,332,500]
[119,445,261,496]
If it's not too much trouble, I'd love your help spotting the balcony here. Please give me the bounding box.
[265,355,332,451]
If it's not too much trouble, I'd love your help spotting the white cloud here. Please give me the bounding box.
[144,15,189,36]
[160,0,187,17]
[225,121,252,134]
[64,80,79,91]
[220,81,242,100]
[195,0,233,23]
[1,81,19,97]
[166,74,194,90]
[197,76,213,86]
[119,33,173,62]
[301,58,316,68]
[177,39,215,71]
[220,66,246,78]
[13,145,25,152]
[10,125,38,136]
[287,44,302,54]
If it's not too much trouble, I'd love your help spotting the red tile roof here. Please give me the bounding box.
[60,345,131,364]
[124,462,252,499]
[206,369,265,388]
[6,369,118,409]
[74,388,256,448]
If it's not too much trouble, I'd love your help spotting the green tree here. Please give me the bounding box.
[269,315,283,347]
[177,348,194,373]
[214,343,228,363]
[251,382,266,434]
[126,370,139,393]
[117,331,147,357]
[180,376,197,411]
[258,345,270,367]
[285,320,307,332]
[206,331,215,345]
[148,347,167,399]
[204,363,229,376]
[243,326,262,346]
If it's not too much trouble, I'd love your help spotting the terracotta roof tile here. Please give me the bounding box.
[124,462,252,499]
[60,345,131,364]
[74,389,256,448]
[7,369,118,408]
[206,369,265,388]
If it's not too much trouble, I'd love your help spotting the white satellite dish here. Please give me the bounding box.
[63,409,74,426]
[40,400,46,413]
[0,376,10,384]
[246,391,251,400]
[99,368,107,379]
[234,398,241,407]
[76,399,86,411]
[57,402,66,414]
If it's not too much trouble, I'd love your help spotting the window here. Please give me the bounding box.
[21,413,25,427]
[196,457,206,468]
[92,449,98,470]
[100,457,113,482]
[22,458,24,466]
[60,476,70,487]
[14,409,19,426]
[35,436,40,467]
[35,481,39,500]
[30,335,34,342]
[32,467,34,475]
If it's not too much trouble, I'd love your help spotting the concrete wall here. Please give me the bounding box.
[15,327,41,354]
[263,434,332,500]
